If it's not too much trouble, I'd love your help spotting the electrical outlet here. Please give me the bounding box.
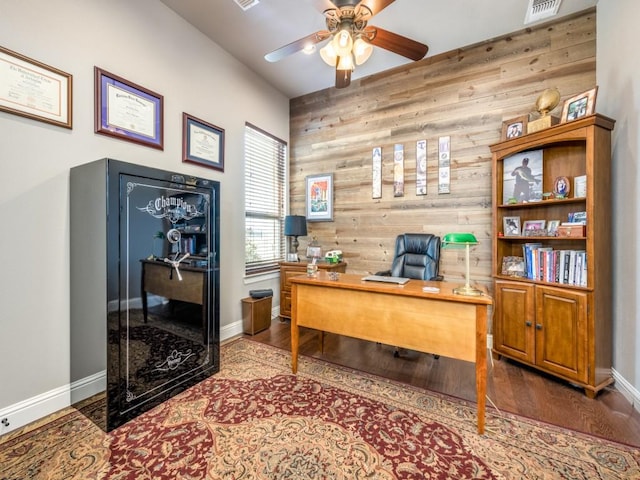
[487,334,493,350]
[1,417,9,427]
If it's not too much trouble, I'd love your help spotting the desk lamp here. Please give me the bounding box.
[442,233,482,296]
[284,215,307,261]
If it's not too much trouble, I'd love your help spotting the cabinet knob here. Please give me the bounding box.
[536,324,543,330]
[525,321,532,327]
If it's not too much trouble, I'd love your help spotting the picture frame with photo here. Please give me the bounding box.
[522,220,546,235]
[547,220,560,235]
[503,216,521,236]
[560,87,598,123]
[501,256,526,277]
[305,173,334,222]
[553,176,570,198]
[501,115,528,141]
[502,150,543,203]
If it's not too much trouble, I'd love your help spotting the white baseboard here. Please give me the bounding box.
[0,317,247,437]
[612,367,640,411]
[0,385,70,436]
[70,370,107,405]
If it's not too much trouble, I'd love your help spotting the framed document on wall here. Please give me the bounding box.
[182,113,225,172]
[94,67,164,150]
[0,46,72,129]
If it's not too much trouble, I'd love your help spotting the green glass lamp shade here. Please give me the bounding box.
[442,233,478,248]
[442,232,482,296]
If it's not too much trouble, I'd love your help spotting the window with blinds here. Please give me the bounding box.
[244,123,287,275]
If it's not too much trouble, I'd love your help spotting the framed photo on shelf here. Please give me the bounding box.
[502,150,543,203]
[305,173,333,222]
[560,87,598,123]
[501,115,528,141]
[522,220,546,235]
[553,176,570,198]
[182,113,224,172]
[547,220,560,235]
[501,256,525,277]
[0,46,72,129]
[95,67,163,150]
[574,174,587,198]
[503,216,521,236]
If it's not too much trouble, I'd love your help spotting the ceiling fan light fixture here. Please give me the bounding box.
[336,53,354,71]
[302,44,316,55]
[320,42,337,66]
[353,37,373,65]
[332,28,353,57]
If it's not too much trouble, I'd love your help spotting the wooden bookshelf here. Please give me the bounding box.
[489,114,615,397]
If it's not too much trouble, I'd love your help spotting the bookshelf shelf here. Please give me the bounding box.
[490,114,614,398]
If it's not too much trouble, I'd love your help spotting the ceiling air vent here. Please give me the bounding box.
[524,0,562,25]
[234,0,259,11]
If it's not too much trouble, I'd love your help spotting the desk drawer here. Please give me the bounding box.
[144,264,205,304]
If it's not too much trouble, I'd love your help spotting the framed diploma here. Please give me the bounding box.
[0,46,72,129]
[94,67,163,150]
[182,113,225,172]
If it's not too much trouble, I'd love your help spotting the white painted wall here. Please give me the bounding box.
[0,0,287,431]
[598,0,640,398]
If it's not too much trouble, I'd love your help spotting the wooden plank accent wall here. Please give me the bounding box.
[289,9,596,295]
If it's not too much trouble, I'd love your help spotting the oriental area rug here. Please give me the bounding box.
[1,339,639,479]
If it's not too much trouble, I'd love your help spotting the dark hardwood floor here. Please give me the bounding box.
[245,318,640,447]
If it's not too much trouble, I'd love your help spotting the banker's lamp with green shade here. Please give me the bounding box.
[442,233,482,296]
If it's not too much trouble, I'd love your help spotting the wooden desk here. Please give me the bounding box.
[279,261,347,321]
[290,272,492,434]
[141,259,209,343]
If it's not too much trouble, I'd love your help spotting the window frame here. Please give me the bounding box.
[244,122,287,276]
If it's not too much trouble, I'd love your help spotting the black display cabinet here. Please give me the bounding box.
[70,159,220,431]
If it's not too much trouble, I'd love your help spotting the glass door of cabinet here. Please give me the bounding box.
[107,172,218,430]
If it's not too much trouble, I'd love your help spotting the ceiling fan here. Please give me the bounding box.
[264,0,429,89]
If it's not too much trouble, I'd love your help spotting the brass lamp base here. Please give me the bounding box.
[453,284,483,296]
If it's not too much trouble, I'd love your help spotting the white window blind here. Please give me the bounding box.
[244,123,287,275]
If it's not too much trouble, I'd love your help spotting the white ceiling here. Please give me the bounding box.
[159,0,597,99]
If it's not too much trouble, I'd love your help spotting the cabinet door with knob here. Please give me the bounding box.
[494,280,589,387]
[494,281,535,364]
[535,285,588,382]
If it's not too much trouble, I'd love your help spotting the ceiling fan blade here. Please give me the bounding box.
[264,30,331,62]
[335,66,351,89]
[365,26,428,61]
[311,0,340,13]
[355,0,395,17]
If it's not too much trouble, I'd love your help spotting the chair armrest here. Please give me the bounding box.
[375,270,392,276]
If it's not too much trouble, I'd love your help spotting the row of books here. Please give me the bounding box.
[170,237,199,255]
[522,243,587,286]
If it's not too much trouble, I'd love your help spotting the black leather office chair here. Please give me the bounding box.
[377,233,443,357]
[377,233,443,281]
